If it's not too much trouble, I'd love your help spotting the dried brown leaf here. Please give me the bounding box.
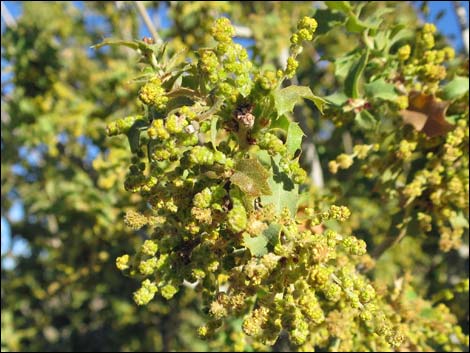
[400,91,453,137]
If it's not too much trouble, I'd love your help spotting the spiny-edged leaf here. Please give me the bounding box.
[307,94,328,114]
[286,122,304,157]
[273,86,327,116]
[270,115,290,131]
[387,26,413,52]
[335,50,361,78]
[325,1,352,13]
[324,92,349,106]
[243,233,268,257]
[345,49,369,98]
[165,48,188,71]
[441,76,469,100]
[400,91,452,137]
[313,8,345,35]
[355,110,376,130]
[365,78,398,101]
[92,39,152,53]
[347,7,393,33]
[210,116,218,151]
[166,96,195,113]
[230,158,271,197]
[167,87,201,99]
[345,15,370,33]
[161,65,191,91]
[260,155,299,216]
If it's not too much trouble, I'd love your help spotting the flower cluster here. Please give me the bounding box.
[104,17,468,351]
[286,16,318,78]
[327,23,469,253]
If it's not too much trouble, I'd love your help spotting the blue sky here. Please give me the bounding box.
[2,1,469,50]
[1,1,469,266]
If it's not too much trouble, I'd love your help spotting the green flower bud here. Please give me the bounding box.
[133,279,158,305]
[116,254,130,271]
[397,45,411,61]
[161,284,178,300]
[211,18,235,43]
[141,240,159,256]
[139,78,168,110]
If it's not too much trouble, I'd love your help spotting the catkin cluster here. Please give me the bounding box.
[328,23,469,253]
[105,18,468,351]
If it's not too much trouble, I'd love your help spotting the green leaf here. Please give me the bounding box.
[230,158,271,197]
[260,156,299,216]
[345,15,369,33]
[286,122,304,157]
[92,39,153,53]
[243,233,268,257]
[325,1,352,13]
[335,50,361,78]
[345,49,369,98]
[273,86,327,116]
[210,116,218,151]
[256,150,272,168]
[270,115,290,131]
[441,76,469,100]
[387,26,413,52]
[307,94,328,114]
[365,78,398,101]
[324,92,349,106]
[242,223,281,257]
[355,110,376,130]
[313,8,345,35]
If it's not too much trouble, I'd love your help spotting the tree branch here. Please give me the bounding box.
[134,1,161,44]
[233,25,252,38]
[1,1,16,28]
[452,1,469,55]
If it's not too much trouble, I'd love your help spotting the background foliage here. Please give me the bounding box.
[1,1,468,352]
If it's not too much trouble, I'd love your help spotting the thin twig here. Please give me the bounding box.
[452,1,469,55]
[342,131,353,154]
[1,1,16,28]
[134,1,161,44]
[233,25,252,38]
